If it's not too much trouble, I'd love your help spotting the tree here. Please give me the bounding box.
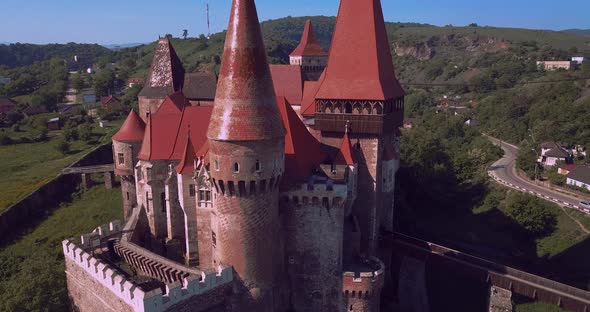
[63,125,79,141]
[468,23,479,27]
[516,147,538,179]
[78,124,93,142]
[93,69,115,98]
[182,29,189,40]
[72,72,84,91]
[56,139,70,154]
[504,192,557,237]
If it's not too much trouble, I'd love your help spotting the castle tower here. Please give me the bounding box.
[309,0,405,255]
[207,0,286,310]
[112,109,145,220]
[137,38,185,122]
[342,257,386,312]
[290,20,328,80]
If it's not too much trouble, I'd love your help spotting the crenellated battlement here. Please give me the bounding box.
[63,223,233,312]
[342,257,386,300]
[212,175,282,197]
[280,176,351,210]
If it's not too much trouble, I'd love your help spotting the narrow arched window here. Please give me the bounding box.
[214,160,219,171]
[255,160,261,172]
[233,162,240,173]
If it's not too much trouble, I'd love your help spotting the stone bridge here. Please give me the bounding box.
[62,164,115,189]
[386,233,590,312]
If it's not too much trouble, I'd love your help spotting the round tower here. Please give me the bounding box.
[342,257,386,312]
[112,109,145,219]
[207,0,286,310]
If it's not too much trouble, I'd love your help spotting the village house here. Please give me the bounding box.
[558,164,578,175]
[101,95,121,110]
[23,105,48,117]
[127,77,145,88]
[539,142,573,167]
[572,56,586,64]
[567,166,590,191]
[47,117,62,131]
[537,61,574,71]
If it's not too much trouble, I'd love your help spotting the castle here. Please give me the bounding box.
[63,0,404,311]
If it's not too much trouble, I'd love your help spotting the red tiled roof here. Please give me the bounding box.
[113,110,146,142]
[270,65,303,106]
[301,77,324,117]
[101,95,120,108]
[277,96,327,181]
[0,98,16,114]
[314,0,404,101]
[207,0,285,142]
[176,134,196,174]
[559,164,578,171]
[138,92,212,161]
[334,131,356,166]
[290,20,328,57]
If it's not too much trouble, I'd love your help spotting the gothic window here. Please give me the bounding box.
[354,103,362,114]
[117,153,125,165]
[160,193,166,213]
[334,103,343,114]
[363,103,372,114]
[345,103,353,114]
[375,103,383,115]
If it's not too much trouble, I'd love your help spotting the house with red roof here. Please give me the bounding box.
[101,95,121,110]
[0,98,17,116]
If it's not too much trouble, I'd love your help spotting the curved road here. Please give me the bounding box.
[487,136,590,215]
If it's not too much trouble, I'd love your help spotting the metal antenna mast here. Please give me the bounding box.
[206,1,211,38]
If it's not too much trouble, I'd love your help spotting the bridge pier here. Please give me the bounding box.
[81,173,92,190]
[488,286,512,312]
[104,172,114,189]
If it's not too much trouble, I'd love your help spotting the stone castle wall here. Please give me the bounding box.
[138,96,165,122]
[64,222,233,312]
[281,182,348,312]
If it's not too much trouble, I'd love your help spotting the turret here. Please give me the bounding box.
[290,20,328,79]
[112,109,145,219]
[206,0,286,310]
[343,257,386,312]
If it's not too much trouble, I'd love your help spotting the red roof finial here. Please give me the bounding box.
[176,132,197,174]
[335,125,356,166]
[290,20,328,57]
[207,0,285,141]
[314,0,404,101]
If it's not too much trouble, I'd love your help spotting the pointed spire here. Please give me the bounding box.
[315,0,404,101]
[290,20,328,57]
[334,124,356,166]
[138,114,153,161]
[207,0,285,141]
[140,38,185,97]
[176,128,197,174]
[113,110,146,142]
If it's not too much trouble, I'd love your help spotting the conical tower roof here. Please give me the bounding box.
[207,0,285,141]
[290,20,328,57]
[315,0,404,101]
[176,134,197,174]
[113,110,146,142]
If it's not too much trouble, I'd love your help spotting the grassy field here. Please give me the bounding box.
[0,185,122,312]
[0,121,121,212]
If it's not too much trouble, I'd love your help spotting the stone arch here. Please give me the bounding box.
[334,102,343,114]
[345,102,353,114]
[363,103,372,114]
[353,103,362,115]
[323,102,333,113]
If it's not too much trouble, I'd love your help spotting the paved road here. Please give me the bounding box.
[487,136,590,214]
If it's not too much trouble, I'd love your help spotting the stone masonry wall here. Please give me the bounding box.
[138,96,165,122]
[282,183,347,312]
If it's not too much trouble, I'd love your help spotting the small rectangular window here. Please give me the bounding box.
[117,153,125,165]
[199,190,205,201]
[189,184,196,197]
[205,191,211,201]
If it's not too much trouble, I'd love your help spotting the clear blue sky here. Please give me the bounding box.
[1,0,589,44]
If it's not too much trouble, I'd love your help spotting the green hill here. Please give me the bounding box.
[0,43,111,68]
[563,29,590,38]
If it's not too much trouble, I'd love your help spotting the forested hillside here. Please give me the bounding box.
[0,43,111,68]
